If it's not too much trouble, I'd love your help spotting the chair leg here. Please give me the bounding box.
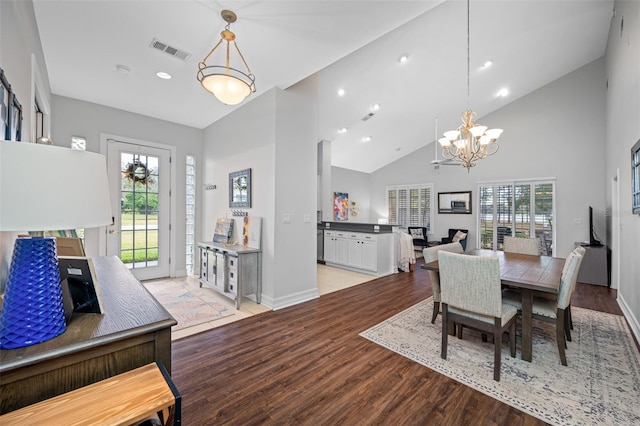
[557,308,567,366]
[569,305,573,330]
[564,308,572,342]
[493,318,501,381]
[441,304,448,360]
[431,301,439,324]
[509,320,516,358]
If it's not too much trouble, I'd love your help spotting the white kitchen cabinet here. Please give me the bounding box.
[324,230,393,276]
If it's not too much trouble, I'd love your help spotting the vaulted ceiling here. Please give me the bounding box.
[33,0,613,173]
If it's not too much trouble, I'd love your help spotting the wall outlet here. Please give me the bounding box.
[574,218,582,224]
[283,213,291,223]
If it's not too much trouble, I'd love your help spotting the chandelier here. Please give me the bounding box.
[197,10,256,105]
[438,0,503,171]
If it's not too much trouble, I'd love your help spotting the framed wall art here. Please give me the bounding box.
[438,191,472,214]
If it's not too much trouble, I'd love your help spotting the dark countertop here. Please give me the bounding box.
[317,221,397,234]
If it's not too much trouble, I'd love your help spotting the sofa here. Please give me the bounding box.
[441,228,468,251]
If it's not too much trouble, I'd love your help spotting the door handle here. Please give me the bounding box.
[108,229,119,234]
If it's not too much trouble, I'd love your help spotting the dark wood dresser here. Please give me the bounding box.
[0,256,176,414]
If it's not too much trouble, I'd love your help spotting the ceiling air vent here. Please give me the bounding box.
[361,113,375,121]
[149,38,191,61]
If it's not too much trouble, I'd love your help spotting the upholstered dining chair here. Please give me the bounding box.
[502,250,584,366]
[503,236,540,255]
[438,251,518,381]
[422,242,465,323]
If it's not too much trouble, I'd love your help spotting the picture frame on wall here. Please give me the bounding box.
[0,67,23,142]
[1,68,10,140]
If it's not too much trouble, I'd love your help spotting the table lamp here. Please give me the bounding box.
[0,140,112,349]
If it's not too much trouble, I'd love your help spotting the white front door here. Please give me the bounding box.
[106,140,171,280]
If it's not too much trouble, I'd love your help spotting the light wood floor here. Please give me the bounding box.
[171,259,627,425]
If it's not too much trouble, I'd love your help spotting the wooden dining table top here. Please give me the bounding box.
[422,249,566,294]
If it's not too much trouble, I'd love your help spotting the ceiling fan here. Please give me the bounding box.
[430,116,458,169]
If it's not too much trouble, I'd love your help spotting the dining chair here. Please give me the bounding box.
[502,250,583,366]
[438,251,518,381]
[503,236,540,255]
[422,242,464,323]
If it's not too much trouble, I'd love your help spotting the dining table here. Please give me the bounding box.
[422,249,565,362]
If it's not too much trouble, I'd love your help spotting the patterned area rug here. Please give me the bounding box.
[144,279,234,331]
[360,298,640,425]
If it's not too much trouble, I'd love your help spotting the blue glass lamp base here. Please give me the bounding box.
[0,237,66,349]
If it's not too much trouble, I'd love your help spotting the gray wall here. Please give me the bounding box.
[330,166,372,223]
[604,0,640,339]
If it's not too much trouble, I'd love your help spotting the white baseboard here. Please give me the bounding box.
[260,288,320,311]
[618,293,640,346]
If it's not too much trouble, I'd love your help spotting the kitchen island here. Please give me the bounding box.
[319,221,397,277]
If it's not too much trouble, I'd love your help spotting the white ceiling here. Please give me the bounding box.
[33,0,614,173]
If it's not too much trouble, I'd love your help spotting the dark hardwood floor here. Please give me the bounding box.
[171,259,625,425]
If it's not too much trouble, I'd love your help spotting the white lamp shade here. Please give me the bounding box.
[469,125,488,137]
[0,141,113,231]
[480,135,491,145]
[443,130,460,141]
[485,128,504,139]
[438,137,450,147]
[201,74,251,105]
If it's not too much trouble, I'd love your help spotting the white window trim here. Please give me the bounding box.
[386,183,435,234]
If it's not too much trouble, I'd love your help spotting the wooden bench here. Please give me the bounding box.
[0,362,181,425]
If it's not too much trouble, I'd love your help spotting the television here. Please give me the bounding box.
[589,206,603,246]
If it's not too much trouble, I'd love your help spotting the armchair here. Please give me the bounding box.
[407,227,429,250]
[441,228,468,251]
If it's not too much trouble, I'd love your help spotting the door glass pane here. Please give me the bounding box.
[479,186,494,249]
[514,184,531,237]
[120,153,159,269]
[495,185,513,250]
[535,183,554,255]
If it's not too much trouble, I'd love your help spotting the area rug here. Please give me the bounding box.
[360,298,640,426]
[144,279,234,331]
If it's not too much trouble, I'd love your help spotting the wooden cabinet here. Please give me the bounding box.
[0,257,176,415]
[347,232,377,272]
[198,241,262,309]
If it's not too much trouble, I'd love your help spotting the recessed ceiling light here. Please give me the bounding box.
[156,71,172,80]
[116,64,130,76]
[337,88,346,97]
[398,53,410,63]
[371,104,380,112]
[338,128,348,134]
[482,60,493,69]
[497,88,509,97]
[362,136,372,142]
[395,147,402,152]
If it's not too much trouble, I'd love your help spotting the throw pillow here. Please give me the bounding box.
[410,228,424,239]
[452,231,467,243]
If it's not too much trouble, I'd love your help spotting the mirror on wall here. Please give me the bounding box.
[438,191,472,214]
[229,168,251,208]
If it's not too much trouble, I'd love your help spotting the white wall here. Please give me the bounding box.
[330,166,371,223]
[0,0,52,291]
[367,58,607,258]
[605,0,640,341]
[202,81,319,310]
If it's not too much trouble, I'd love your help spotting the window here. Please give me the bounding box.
[632,139,640,215]
[186,154,196,274]
[386,184,434,232]
[478,179,555,255]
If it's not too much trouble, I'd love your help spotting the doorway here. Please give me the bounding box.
[105,139,171,281]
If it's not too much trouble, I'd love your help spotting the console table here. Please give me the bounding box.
[0,256,176,414]
[198,241,262,309]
